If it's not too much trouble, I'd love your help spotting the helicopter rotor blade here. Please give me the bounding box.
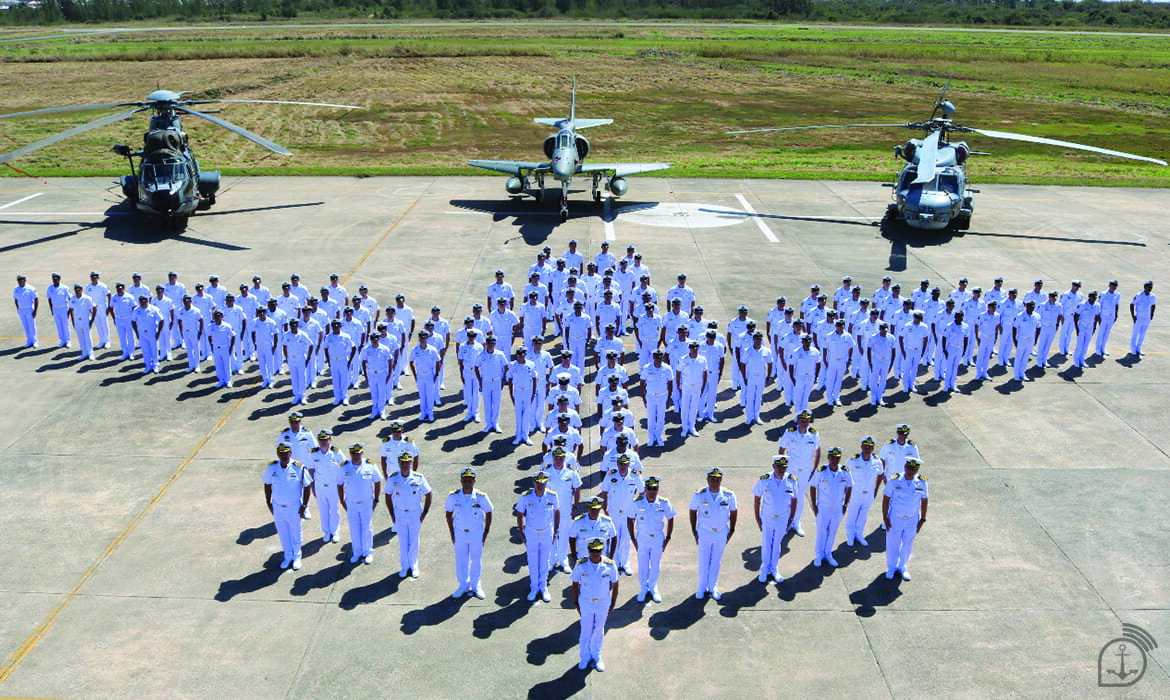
[911,130,941,185]
[930,74,954,121]
[0,106,145,165]
[174,105,292,156]
[182,99,361,110]
[971,128,1167,166]
[0,102,144,120]
[727,123,913,135]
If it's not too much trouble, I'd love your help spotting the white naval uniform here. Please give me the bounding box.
[740,345,771,423]
[410,343,441,421]
[516,487,560,595]
[823,332,853,405]
[884,474,929,576]
[788,346,820,414]
[997,298,1021,366]
[811,465,852,564]
[307,446,345,540]
[475,348,509,432]
[68,293,96,359]
[699,339,725,421]
[132,304,163,373]
[541,464,583,569]
[844,451,883,544]
[630,494,676,597]
[677,353,709,434]
[361,343,393,417]
[209,321,236,387]
[263,460,312,566]
[1058,289,1084,355]
[641,362,672,447]
[386,471,432,575]
[251,316,279,386]
[110,292,136,359]
[600,469,644,571]
[1036,301,1063,367]
[973,311,1000,379]
[899,322,930,391]
[47,282,70,347]
[752,472,797,579]
[508,359,538,443]
[1013,311,1040,381]
[778,425,820,532]
[285,330,315,405]
[1096,290,1120,355]
[445,488,493,594]
[571,555,619,666]
[342,459,382,561]
[878,438,920,481]
[458,340,483,421]
[1131,290,1156,355]
[867,333,896,405]
[689,487,737,596]
[325,331,355,404]
[84,281,111,347]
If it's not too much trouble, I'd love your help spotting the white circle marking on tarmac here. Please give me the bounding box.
[614,202,749,229]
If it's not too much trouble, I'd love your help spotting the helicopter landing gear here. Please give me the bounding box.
[168,214,189,231]
[949,214,970,234]
[883,203,899,222]
[560,183,569,222]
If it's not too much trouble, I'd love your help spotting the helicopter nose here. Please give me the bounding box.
[150,191,180,212]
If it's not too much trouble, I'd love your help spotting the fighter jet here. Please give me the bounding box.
[469,78,671,221]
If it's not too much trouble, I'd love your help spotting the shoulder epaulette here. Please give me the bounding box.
[330,446,340,453]
[576,557,587,564]
[450,488,460,494]
[634,493,644,501]
[547,487,558,496]
[602,557,615,564]
[853,453,861,459]
[919,475,927,481]
[841,466,850,471]
[908,439,916,445]
[887,439,896,444]
[573,514,585,521]
[475,489,486,495]
[268,461,278,466]
[293,461,303,467]
[890,474,902,481]
[522,489,532,495]
[817,465,827,471]
[787,426,796,432]
[723,489,734,495]
[695,487,705,494]
[808,427,817,433]
[760,473,770,480]
[405,437,413,442]
[607,469,617,475]
[382,437,390,442]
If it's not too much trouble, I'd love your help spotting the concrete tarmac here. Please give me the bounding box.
[0,175,1166,698]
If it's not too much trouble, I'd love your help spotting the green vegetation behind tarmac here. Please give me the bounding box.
[0,23,1167,186]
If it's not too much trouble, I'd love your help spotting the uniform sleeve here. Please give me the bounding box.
[570,565,583,583]
[920,480,930,499]
[481,494,493,513]
[570,471,583,488]
[514,497,529,515]
[419,476,432,495]
[882,480,896,498]
[301,468,314,487]
[689,492,702,510]
[751,480,766,498]
[663,500,677,519]
[262,466,276,485]
[444,494,457,512]
[727,492,738,511]
[842,471,853,488]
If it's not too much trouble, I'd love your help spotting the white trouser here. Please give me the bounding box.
[397,512,423,573]
[1014,338,1035,380]
[330,363,350,404]
[900,353,922,392]
[845,491,875,543]
[825,363,847,403]
[886,515,920,574]
[416,374,437,420]
[611,510,633,569]
[791,471,811,531]
[290,358,310,400]
[73,319,93,358]
[314,482,340,539]
[462,370,479,420]
[701,372,720,418]
[760,514,788,577]
[1072,329,1093,367]
[16,307,37,347]
[869,359,891,404]
[1058,316,1075,354]
[140,334,159,373]
[94,310,110,346]
[52,308,69,346]
[524,527,554,593]
[453,530,485,591]
[998,326,1015,366]
[777,362,793,405]
[115,317,135,357]
[696,530,728,594]
[975,339,995,378]
[1131,317,1151,354]
[158,323,172,359]
[481,382,503,430]
[742,377,764,422]
[814,504,844,561]
[681,385,703,432]
[551,509,572,568]
[942,351,962,390]
[513,390,534,440]
[367,372,388,416]
[183,332,202,371]
[1036,325,1058,365]
[645,393,667,445]
[169,321,183,350]
[212,347,232,386]
[272,502,303,562]
[792,374,814,413]
[1096,317,1116,355]
[256,346,277,386]
[636,534,665,594]
[578,599,609,664]
[346,500,374,558]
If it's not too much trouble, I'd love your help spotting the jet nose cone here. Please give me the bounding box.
[552,149,576,179]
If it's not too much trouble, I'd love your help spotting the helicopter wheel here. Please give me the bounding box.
[593,190,601,203]
[534,190,543,203]
[169,215,189,231]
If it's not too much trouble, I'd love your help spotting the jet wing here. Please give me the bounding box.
[468,160,549,176]
[579,162,672,177]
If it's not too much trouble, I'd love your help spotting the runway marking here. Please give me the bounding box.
[735,194,779,242]
[444,211,559,217]
[604,217,616,241]
[0,193,43,211]
[0,212,127,217]
[0,392,249,686]
[0,197,421,688]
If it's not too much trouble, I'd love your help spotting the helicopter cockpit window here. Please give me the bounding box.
[899,168,918,189]
[938,174,959,195]
[142,162,184,188]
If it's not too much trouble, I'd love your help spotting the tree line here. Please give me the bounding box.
[4,0,1170,29]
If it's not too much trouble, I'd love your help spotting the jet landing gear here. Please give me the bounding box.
[592,172,603,203]
[560,182,570,222]
[534,173,546,203]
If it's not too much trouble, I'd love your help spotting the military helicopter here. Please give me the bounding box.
[729,82,1166,231]
[0,90,357,229]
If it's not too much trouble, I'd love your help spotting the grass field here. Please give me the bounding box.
[0,22,1168,186]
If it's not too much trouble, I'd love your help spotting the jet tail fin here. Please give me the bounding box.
[532,77,613,130]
